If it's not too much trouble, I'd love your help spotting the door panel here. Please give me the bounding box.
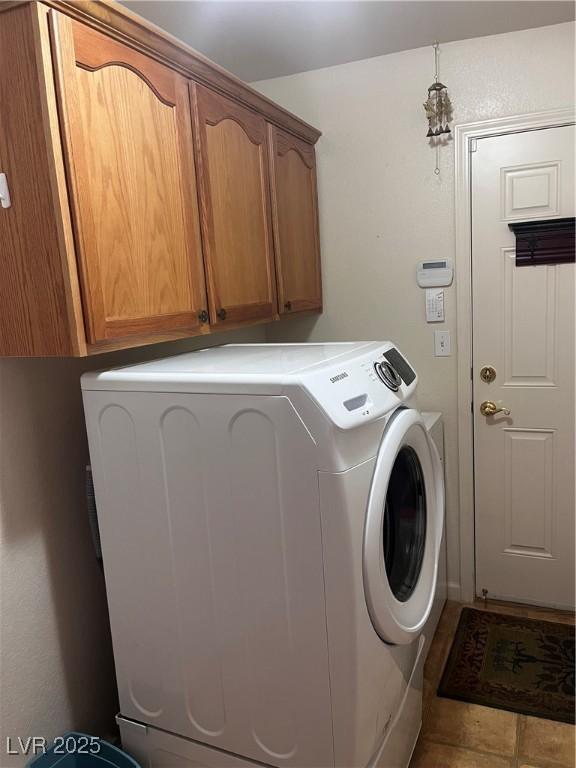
[472,125,575,609]
[503,428,554,557]
[191,84,277,327]
[503,250,558,385]
[50,13,208,343]
[268,126,322,314]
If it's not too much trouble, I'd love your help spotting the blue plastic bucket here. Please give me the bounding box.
[27,732,141,768]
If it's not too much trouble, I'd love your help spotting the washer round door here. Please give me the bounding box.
[363,408,444,645]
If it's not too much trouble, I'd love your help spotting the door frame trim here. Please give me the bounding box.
[454,107,575,602]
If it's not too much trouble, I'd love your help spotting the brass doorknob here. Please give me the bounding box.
[480,400,511,417]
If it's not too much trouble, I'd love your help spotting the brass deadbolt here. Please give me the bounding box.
[480,365,497,383]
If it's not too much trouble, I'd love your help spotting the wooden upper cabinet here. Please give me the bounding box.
[268,126,322,314]
[50,12,209,344]
[0,3,321,357]
[191,83,277,327]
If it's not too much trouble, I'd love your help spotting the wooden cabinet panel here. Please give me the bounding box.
[0,3,85,356]
[191,84,277,327]
[269,126,322,314]
[50,12,209,344]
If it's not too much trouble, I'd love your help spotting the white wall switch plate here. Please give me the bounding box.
[434,330,451,356]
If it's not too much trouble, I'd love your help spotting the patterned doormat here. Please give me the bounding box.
[438,608,575,724]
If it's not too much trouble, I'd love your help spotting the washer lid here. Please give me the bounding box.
[363,409,444,645]
[81,343,373,389]
[81,342,419,430]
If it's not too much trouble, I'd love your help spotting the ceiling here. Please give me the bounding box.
[122,1,575,82]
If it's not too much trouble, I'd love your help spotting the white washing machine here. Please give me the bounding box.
[81,342,444,768]
[421,412,447,658]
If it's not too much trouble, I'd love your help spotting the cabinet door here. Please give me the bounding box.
[191,84,277,327]
[50,13,208,344]
[269,126,322,314]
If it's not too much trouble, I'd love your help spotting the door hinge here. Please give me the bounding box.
[469,138,478,153]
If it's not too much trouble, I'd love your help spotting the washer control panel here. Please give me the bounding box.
[300,342,418,429]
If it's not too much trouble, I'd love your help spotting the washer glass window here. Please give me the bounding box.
[382,446,427,602]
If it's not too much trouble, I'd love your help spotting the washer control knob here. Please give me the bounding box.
[374,360,402,391]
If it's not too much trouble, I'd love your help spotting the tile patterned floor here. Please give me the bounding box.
[410,600,576,768]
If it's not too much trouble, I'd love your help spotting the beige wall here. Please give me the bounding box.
[0,327,266,767]
[254,22,575,596]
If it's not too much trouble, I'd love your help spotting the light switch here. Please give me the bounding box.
[434,330,451,357]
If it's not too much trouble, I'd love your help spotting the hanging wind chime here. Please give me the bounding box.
[423,42,452,175]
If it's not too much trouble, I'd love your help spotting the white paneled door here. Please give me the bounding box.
[472,125,575,609]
